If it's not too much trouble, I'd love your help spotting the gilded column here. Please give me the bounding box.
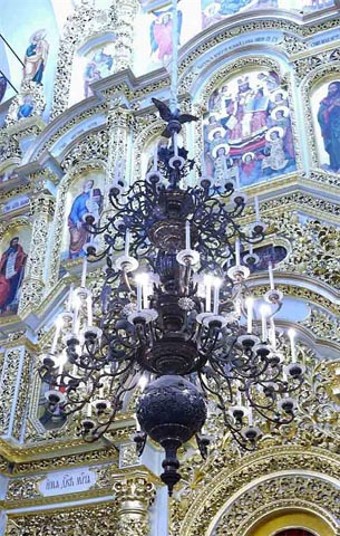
[18,194,55,315]
[113,474,156,536]
[0,346,28,439]
[105,105,133,199]
[113,0,139,72]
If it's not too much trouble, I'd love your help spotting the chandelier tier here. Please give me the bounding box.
[39,107,303,495]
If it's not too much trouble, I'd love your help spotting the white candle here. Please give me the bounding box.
[185,220,191,250]
[205,275,213,313]
[235,173,240,191]
[254,196,260,220]
[235,238,241,266]
[201,154,206,177]
[288,329,296,363]
[137,282,142,311]
[81,257,87,288]
[153,144,158,171]
[260,305,268,342]
[213,279,221,315]
[173,132,178,157]
[86,403,92,418]
[245,297,253,334]
[67,284,74,311]
[51,319,62,354]
[124,229,130,257]
[72,298,80,335]
[269,317,276,350]
[268,261,275,290]
[58,351,67,376]
[249,243,253,256]
[87,294,93,327]
[236,381,242,406]
[248,406,253,426]
[143,278,149,310]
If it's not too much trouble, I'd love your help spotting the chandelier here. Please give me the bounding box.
[39,2,304,496]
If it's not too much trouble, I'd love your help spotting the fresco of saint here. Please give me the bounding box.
[317,81,340,173]
[201,0,334,28]
[23,29,49,85]
[17,95,35,120]
[83,48,114,98]
[204,69,296,188]
[0,236,27,314]
[67,179,103,259]
[150,7,183,64]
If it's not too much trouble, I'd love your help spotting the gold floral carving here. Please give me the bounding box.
[170,448,340,536]
[214,475,339,536]
[18,195,55,315]
[51,1,117,118]
[5,503,118,535]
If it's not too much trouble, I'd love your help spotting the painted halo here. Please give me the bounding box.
[269,88,288,102]
[208,126,226,142]
[242,151,255,163]
[270,105,290,120]
[212,142,230,159]
[265,126,284,142]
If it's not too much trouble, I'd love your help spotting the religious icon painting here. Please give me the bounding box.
[149,5,183,65]
[22,29,49,85]
[203,69,297,189]
[60,172,105,261]
[68,40,116,106]
[0,227,30,317]
[312,79,340,174]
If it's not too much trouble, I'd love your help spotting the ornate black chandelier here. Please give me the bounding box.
[39,0,304,496]
[39,100,304,494]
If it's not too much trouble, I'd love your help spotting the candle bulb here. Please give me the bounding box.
[86,402,92,418]
[124,229,130,257]
[81,257,87,288]
[153,144,158,171]
[248,406,253,426]
[288,328,297,363]
[268,261,275,290]
[235,238,241,266]
[185,220,191,250]
[245,296,253,334]
[213,279,221,315]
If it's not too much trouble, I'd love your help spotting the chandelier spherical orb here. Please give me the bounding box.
[136,375,207,494]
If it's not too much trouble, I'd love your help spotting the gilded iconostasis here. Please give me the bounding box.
[0,0,339,535]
